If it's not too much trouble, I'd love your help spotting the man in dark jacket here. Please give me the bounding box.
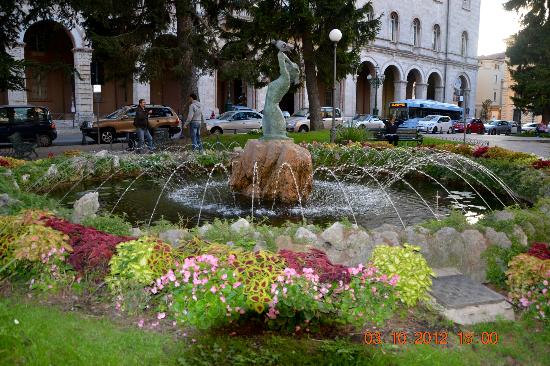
[133,99,154,152]
[383,115,403,146]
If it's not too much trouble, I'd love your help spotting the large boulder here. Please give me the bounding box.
[321,222,346,249]
[229,139,313,204]
[72,192,100,223]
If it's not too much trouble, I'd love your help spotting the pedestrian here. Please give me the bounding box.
[133,99,154,153]
[185,93,204,152]
[383,115,403,146]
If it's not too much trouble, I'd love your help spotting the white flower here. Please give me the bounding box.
[14,319,19,325]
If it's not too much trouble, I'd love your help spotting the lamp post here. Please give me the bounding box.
[366,66,385,117]
[329,29,342,143]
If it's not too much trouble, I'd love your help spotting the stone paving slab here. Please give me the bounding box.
[430,274,505,309]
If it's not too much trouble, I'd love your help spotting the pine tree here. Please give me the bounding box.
[505,0,550,122]
[216,0,380,130]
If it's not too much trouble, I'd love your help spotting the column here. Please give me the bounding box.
[374,83,383,116]
[464,89,471,117]
[132,78,150,104]
[7,43,27,105]
[255,86,268,112]
[435,86,444,102]
[72,48,94,124]
[394,80,407,101]
[415,83,428,100]
[343,75,356,118]
[198,73,216,117]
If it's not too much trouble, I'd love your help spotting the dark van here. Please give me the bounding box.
[0,105,57,146]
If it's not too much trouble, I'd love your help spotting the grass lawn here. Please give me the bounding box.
[202,130,461,148]
[1,298,549,366]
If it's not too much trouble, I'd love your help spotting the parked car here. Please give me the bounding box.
[345,114,385,129]
[483,120,512,135]
[286,107,344,132]
[207,110,263,134]
[259,110,290,118]
[452,118,485,134]
[81,105,181,144]
[0,105,57,146]
[416,115,453,134]
[522,123,539,132]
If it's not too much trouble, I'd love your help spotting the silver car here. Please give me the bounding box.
[484,120,511,135]
[207,110,263,134]
[286,107,343,132]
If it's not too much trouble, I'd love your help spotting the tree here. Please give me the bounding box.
[216,0,380,131]
[480,99,493,121]
[505,0,550,123]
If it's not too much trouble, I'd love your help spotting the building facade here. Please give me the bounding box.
[5,0,481,123]
[476,52,541,123]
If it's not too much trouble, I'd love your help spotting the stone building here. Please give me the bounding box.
[3,0,481,123]
[476,52,541,123]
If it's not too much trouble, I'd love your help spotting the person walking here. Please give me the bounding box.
[133,99,154,153]
[383,115,403,146]
[185,93,204,152]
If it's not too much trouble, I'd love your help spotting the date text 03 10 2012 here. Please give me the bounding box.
[363,331,499,345]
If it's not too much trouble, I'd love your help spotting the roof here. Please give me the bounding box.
[478,52,506,61]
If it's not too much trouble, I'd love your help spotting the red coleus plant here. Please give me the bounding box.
[279,248,350,283]
[532,160,550,170]
[527,242,550,260]
[472,145,489,158]
[0,157,10,167]
[41,216,133,275]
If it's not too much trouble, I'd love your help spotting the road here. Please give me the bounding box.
[425,132,550,158]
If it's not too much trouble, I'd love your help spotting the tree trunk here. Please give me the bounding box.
[302,34,323,131]
[542,105,550,124]
[176,1,198,119]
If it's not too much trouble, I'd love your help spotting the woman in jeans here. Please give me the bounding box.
[185,93,204,151]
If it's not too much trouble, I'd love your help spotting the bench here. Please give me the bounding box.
[6,133,38,160]
[367,127,423,145]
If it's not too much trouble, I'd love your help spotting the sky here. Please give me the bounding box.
[477,0,522,56]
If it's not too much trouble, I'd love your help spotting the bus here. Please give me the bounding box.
[388,99,463,128]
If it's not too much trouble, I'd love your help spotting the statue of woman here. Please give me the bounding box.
[262,42,300,140]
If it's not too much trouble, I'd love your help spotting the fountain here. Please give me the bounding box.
[229,42,313,204]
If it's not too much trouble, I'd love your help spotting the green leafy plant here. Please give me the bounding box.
[483,242,527,288]
[81,214,132,236]
[334,127,373,144]
[106,237,180,293]
[370,244,434,306]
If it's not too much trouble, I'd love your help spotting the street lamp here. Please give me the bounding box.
[329,29,342,143]
[366,66,385,117]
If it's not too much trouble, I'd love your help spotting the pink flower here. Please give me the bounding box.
[221,273,228,280]
[151,287,158,294]
[220,296,226,303]
[137,319,144,328]
[157,312,166,320]
[544,280,549,286]
[520,297,530,307]
[210,286,217,294]
[542,288,547,295]
[389,275,399,287]
[233,281,242,288]
[295,326,301,332]
[371,287,377,294]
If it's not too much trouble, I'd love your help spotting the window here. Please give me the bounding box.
[495,75,498,83]
[494,92,497,101]
[366,5,374,21]
[461,31,468,56]
[432,24,441,51]
[12,107,44,124]
[462,0,471,9]
[412,18,421,47]
[390,12,399,42]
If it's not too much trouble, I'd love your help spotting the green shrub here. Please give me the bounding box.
[334,127,373,144]
[81,214,132,236]
[422,210,470,233]
[483,242,527,288]
[370,244,434,306]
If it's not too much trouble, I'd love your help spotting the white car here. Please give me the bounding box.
[207,110,263,134]
[346,115,385,129]
[416,115,453,134]
[286,107,343,132]
[522,123,539,132]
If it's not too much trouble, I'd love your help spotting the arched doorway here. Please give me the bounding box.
[427,72,443,101]
[216,78,246,113]
[406,69,422,99]
[24,20,74,119]
[149,35,182,113]
[382,65,400,117]
[356,61,375,115]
